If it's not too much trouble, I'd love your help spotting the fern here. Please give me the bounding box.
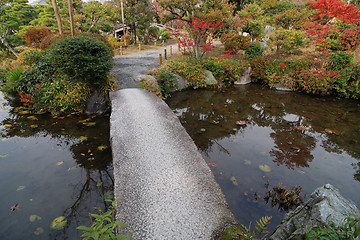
[256,216,272,239]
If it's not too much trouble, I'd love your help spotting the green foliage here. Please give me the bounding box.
[333,66,360,98]
[205,57,246,86]
[120,34,132,45]
[306,214,360,240]
[218,216,272,240]
[47,36,113,86]
[295,69,335,95]
[244,41,263,60]
[265,0,295,16]
[77,200,131,240]
[1,65,24,95]
[159,28,171,41]
[223,35,249,53]
[268,29,307,53]
[164,58,206,89]
[329,51,354,70]
[273,9,308,30]
[156,69,177,99]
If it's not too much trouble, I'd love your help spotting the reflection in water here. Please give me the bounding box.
[0,93,113,240]
[167,84,360,233]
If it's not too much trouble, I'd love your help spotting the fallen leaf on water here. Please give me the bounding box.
[236,120,246,126]
[325,128,333,134]
[244,160,251,165]
[10,203,19,211]
[0,153,9,158]
[2,138,9,141]
[68,166,80,171]
[27,116,38,121]
[259,164,271,172]
[51,216,67,230]
[78,118,91,124]
[30,125,37,128]
[97,182,103,187]
[78,136,87,141]
[18,110,30,115]
[295,126,310,131]
[297,170,305,174]
[17,186,25,191]
[34,227,44,235]
[97,145,108,151]
[4,124,13,129]
[83,122,96,127]
[30,214,42,222]
[56,161,64,166]
[210,120,219,125]
[230,176,238,186]
[260,151,266,155]
[200,128,206,132]
[206,161,217,167]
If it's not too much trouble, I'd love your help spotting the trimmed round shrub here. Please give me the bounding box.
[121,34,133,45]
[244,41,263,60]
[160,28,171,41]
[47,35,113,85]
[25,27,52,48]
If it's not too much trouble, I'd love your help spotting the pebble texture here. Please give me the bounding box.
[110,88,236,239]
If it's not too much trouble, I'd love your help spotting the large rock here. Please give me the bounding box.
[174,74,188,91]
[205,70,217,86]
[85,90,108,115]
[270,184,360,240]
[235,67,252,85]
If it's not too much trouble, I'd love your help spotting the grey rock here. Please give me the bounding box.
[270,184,360,240]
[174,74,188,90]
[265,25,276,36]
[110,88,236,239]
[275,85,293,92]
[235,67,252,85]
[134,74,157,83]
[205,70,217,86]
[85,90,108,115]
[136,75,160,95]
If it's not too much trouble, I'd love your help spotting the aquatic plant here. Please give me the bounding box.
[264,182,303,211]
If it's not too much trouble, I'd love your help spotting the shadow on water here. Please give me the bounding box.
[166,84,360,233]
[0,93,113,240]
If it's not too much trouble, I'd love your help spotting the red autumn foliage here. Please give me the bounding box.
[25,27,52,49]
[168,16,224,64]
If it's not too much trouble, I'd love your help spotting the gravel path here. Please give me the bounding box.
[111,44,179,89]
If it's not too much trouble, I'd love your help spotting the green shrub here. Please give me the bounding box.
[205,58,246,86]
[165,58,206,88]
[220,32,238,44]
[244,41,263,60]
[295,70,335,95]
[268,29,307,53]
[329,51,354,70]
[265,1,295,16]
[338,27,360,51]
[305,214,360,240]
[223,35,249,53]
[156,70,177,99]
[120,34,132,45]
[159,28,171,41]
[47,36,113,86]
[34,77,91,113]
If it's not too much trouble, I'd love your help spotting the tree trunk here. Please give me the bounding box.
[68,0,75,36]
[51,0,63,35]
[0,37,18,58]
[144,27,149,44]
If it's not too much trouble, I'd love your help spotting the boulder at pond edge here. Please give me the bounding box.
[270,184,360,240]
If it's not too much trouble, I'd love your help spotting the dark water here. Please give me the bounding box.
[167,84,360,233]
[0,92,114,239]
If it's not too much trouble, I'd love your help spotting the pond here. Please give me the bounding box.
[166,84,360,234]
[0,92,114,239]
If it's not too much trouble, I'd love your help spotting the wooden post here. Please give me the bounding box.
[170,46,172,56]
[178,43,180,52]
[164,49,167,60]
[162,40,165,47]
[120,46,123,55]
[139,43,141,52]
[154,41,157,49]
[159,54,162,65]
